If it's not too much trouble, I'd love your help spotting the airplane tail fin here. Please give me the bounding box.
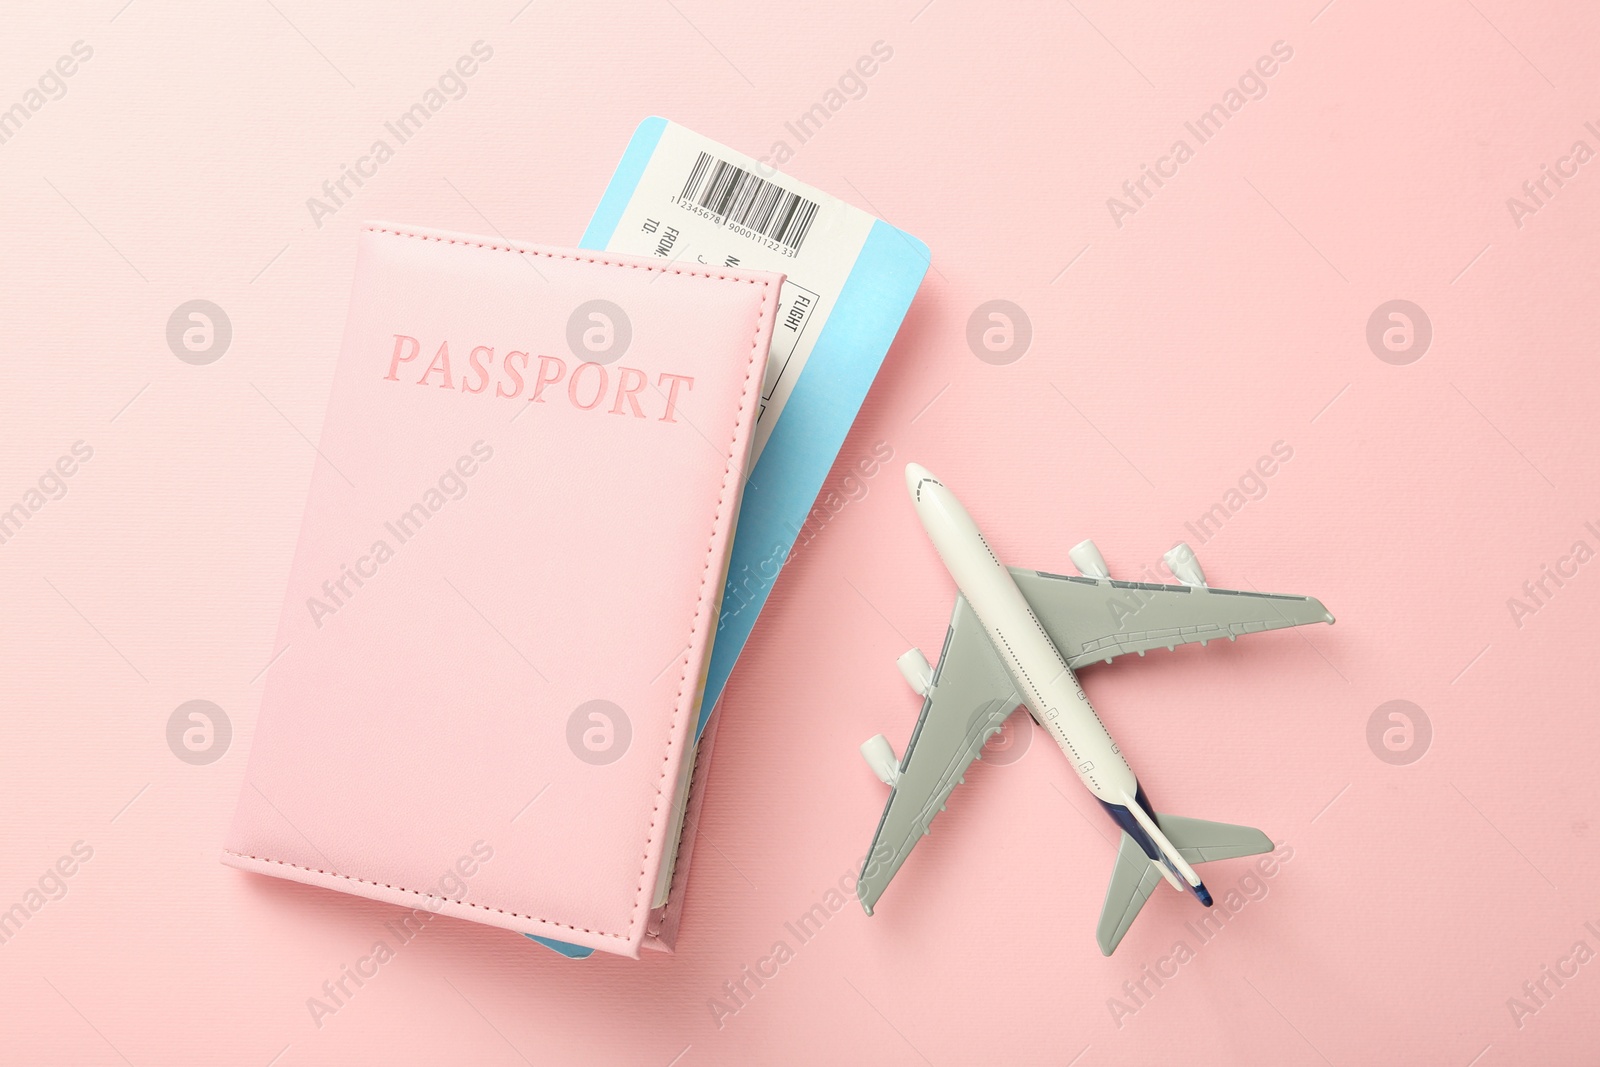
[1095,814,1273,956]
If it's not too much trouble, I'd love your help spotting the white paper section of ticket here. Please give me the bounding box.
[600,122,875,464]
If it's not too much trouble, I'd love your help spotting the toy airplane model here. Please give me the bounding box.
[857,464,1334,954]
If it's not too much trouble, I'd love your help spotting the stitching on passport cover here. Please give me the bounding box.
[365,224,773,286]
[221,849,629,940]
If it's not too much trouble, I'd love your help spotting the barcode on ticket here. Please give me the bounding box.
[678,151,820,253]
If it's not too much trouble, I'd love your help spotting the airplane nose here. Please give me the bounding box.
[904,462,936,499]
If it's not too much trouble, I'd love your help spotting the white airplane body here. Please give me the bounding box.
[857,464,1334,954]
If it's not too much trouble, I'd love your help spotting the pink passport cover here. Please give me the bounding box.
[222,222,780,958]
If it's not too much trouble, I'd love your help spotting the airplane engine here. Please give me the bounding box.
[1069,539,1110,579]
[1163,542,1207,586]
[896,648,933,696]
[860,734,901,786]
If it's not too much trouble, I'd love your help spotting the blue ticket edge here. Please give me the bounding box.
[532,117,929,959]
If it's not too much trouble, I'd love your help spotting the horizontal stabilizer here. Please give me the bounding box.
[1097,832,1164,956]
[1158,813,1273,864]
[1096,814,1273,955]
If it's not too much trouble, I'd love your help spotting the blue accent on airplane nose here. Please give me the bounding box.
[1193,882,1213,907]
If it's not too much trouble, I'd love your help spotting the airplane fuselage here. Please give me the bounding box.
[906,465,1212,902]
[907,468,1134,803]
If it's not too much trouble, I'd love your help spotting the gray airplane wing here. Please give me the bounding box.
[857,594,1021,916]
[1008,568,1334,669]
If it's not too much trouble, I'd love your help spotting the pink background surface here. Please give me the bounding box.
[2,1,1597,1064]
